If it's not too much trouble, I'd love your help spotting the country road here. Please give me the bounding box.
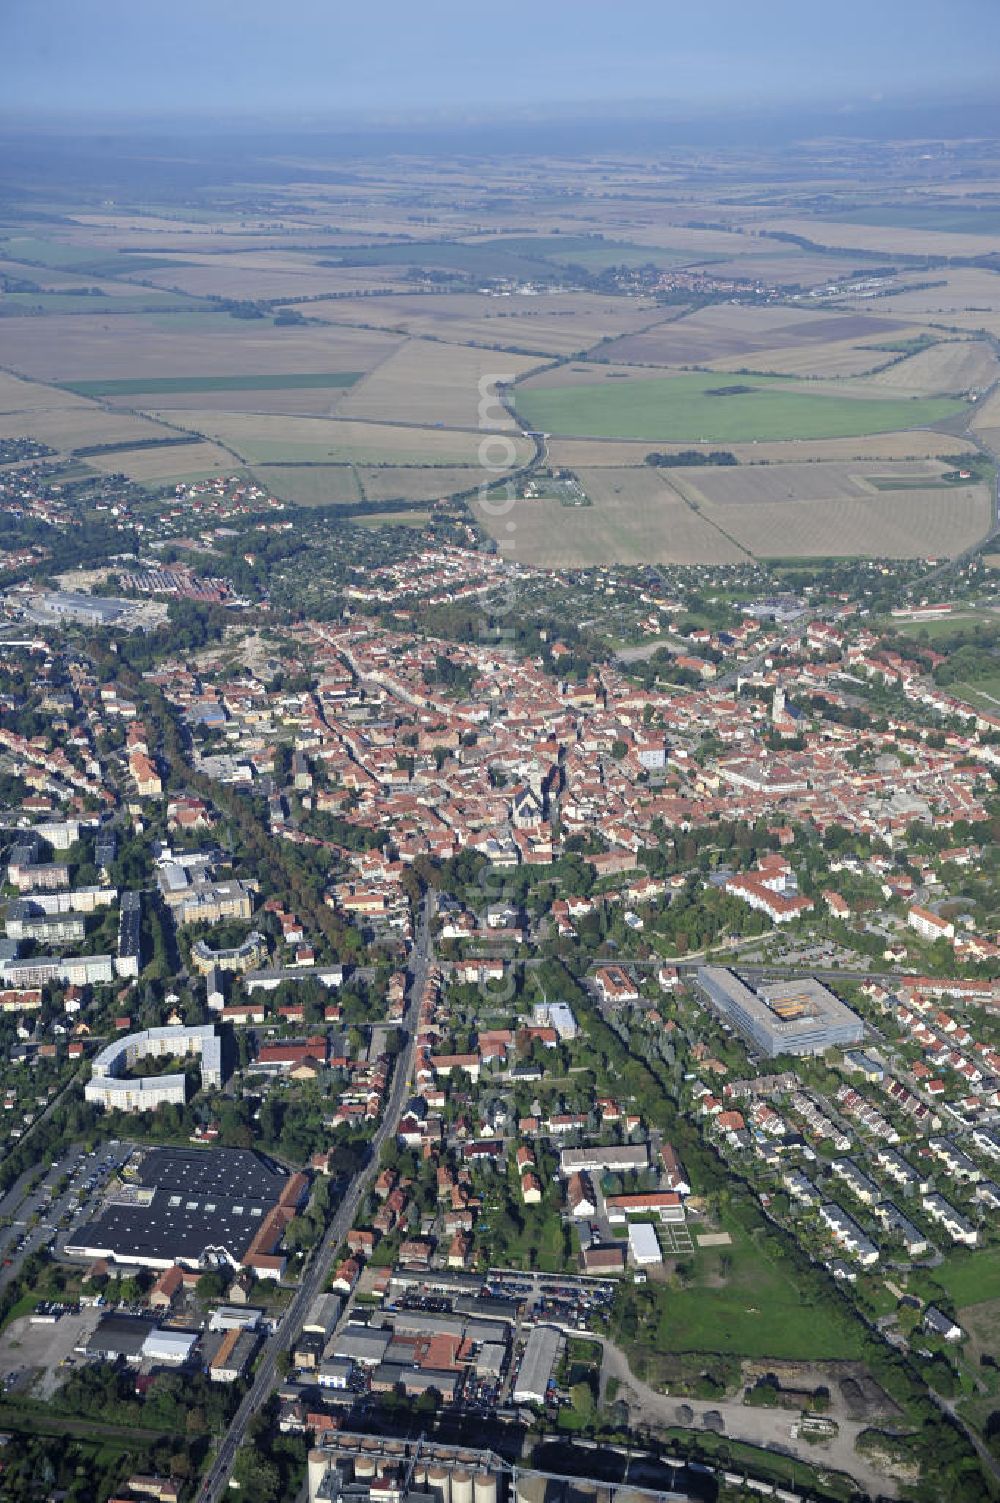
[198,891,435,1503]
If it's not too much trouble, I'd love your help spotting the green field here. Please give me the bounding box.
[0,291,207,316]
[948,677,1000,713]
[892,610,1000,641]
[61,372,362,398]
[515,372,964,443]
[352,509,433,528]
[251,463,362,506]
[634,1223,862,1360]
[935,1247,1000,1307]
[317,232,688,279]
[822,204,1000,235]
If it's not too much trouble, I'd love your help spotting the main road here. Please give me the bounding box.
[199,892,435,1503]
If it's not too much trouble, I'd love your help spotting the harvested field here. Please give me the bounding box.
[0,369,177,450]
[546,430,974,468]
[597,305,906,366]
[297,290,665,355]
[163,410,532,467]
[356,466,482,502]
[515,369,964,443]
[472,465,746,567]
[133,248,418,300]
[666,459,951,508]
[337,340,540,429]
[760,215,1000,260]
[859,339,998,397]
[709,339,912,379]
[0,314,402,384]
[248,464,362,506]
[84,440,237,482]
[970,387,1000,432]
[112,385,360,417]
[522,362,686,391]
[839,269,1000,320]
[703,483,989,560]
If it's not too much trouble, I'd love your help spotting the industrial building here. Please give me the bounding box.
[308,1437,505,1503]
[65,1145,306,1275]
[558,1144,649,1177]
[697,967,864,1058]
[32,591,131,628]
[512,1324,561,1405]
[628,1223,663,1267]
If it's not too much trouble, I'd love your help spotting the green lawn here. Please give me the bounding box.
[514,371,964,443]
[949,677,1000,713]
[935,1247,1000,1307]
[639,1223,862,1360]
[61,372,361,397]
[891,610,1000,641]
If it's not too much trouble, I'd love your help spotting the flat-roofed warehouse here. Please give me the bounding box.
[512,1323,561,1405]
[697,966,864,1057]
[559,1144,649,1176]
[65,1145,305,1275]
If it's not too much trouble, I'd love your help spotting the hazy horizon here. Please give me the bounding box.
[8,0,1000,120]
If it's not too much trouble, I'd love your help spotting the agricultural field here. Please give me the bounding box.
[337,340,540,429]
[356,465,482,502]
[0,313,402,384]
[850,339,998,398]
[248,464,363,506]
[709,336,907,379]
[698,482,989,560]
[167,410,533,467]
[474,454,990,566]
[753,214,1000,260]
[545,430,974,468]
[472,465,747,566]
[515,368,965,443]
[665,458,959,508]
[3,159,1000,560]
[598,304,910,367]
[83,439,237,482]
[295,290,668,355]
[62,372,362,398]
[0,371,178,452]
[839,269,1000,332]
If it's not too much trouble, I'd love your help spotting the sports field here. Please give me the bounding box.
[515,371,965,443]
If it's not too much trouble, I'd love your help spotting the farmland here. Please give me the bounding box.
[515,370,965,443]
[166,411,532,467]
[2,147,1000,558]
[473,454,991,567]
[61,372,361,398]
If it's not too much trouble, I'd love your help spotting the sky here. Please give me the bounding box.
[6,0,1000,120]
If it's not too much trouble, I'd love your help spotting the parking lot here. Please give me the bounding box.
[0,1304,101,1401]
